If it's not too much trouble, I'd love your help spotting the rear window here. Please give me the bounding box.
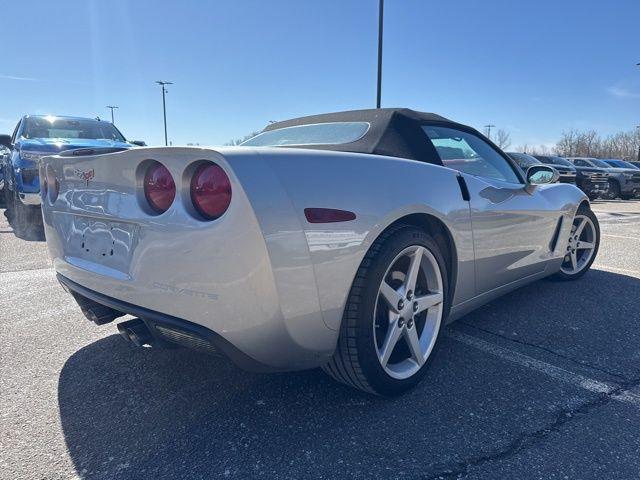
[241,122,369,147]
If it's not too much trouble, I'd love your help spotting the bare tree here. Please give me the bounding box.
[556,130,577,157]
[226,130,262,146]
[556,128,639,159]
[494,129,511,150]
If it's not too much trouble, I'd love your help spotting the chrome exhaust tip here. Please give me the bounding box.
[117,318,153,347]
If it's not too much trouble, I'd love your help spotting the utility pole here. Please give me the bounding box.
[155,81,173,146]
[105,105,118,124]
[484,124,496,140]
[376,0,384,108]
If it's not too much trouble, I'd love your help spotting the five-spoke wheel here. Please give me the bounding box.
[554,205,600,280]
[323,225,448,396]
[375,245,444,379]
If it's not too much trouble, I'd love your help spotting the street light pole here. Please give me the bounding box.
[484,124,496,140]
[105,105,118,124]
[155,81,173,146]
[376,0,384,108]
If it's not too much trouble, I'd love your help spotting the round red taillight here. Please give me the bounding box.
[190,163,232,220]
[46,165,59,203]
[144,162,175,214]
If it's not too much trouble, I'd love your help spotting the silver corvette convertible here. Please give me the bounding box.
[40,108,600,395]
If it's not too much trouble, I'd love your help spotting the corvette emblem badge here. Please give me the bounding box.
[74,168,95,187]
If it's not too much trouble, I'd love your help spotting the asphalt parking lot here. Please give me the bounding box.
[1,201,640,480]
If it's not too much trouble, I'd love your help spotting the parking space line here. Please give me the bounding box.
[602,234,640,241]
[598,216,640,224]
[447,330,640,408]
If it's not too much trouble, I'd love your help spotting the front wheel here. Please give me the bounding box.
[552,206,600,281]
[586,192,599,201]
[322,226,448,396]
[7,188,41,236]
[607,180,621,200]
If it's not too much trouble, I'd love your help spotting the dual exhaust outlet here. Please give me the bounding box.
[117,318,153,347]
[69,286,208,351]
[69,287,153,347]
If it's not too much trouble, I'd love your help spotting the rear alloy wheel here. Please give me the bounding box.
[323,226,448,396]
[553,207,599,280]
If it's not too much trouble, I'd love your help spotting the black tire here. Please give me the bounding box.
[551,205,599,281]
[7,188,42,237]
[3,188,12,222]
[322,225,449,396]
[607,180,620,199]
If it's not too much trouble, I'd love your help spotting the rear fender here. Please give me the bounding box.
[238,148,475,332]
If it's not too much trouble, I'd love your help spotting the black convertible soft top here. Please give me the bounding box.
[263,108,485,166]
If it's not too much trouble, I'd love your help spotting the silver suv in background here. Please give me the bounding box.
[568,157,640,199]
[535,156,606,199]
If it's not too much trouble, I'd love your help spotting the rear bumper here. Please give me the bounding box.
[41,147,340,371]
[58,273,281,372]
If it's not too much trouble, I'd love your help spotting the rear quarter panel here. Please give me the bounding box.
[227,148,475,330]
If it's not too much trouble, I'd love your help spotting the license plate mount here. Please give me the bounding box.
[68,217,139,273]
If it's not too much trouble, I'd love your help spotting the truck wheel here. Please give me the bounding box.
[607,180,620,199]
[8,189,40,236]
[322,225,449,396]
[552,206,599,281]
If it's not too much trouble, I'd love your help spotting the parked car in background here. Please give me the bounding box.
[506,151,544,171]
[535,155,607,199]
[627,160,640,169]
[602,159,640,170]
[568,157,640,200]
[1,115,137,235]
[40,108,599,396]
[531,155,578,185]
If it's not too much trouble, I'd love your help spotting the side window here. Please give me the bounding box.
[422,126,521,183]
[574,159,588,167]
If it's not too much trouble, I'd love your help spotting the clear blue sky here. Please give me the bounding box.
[1,0,638,148]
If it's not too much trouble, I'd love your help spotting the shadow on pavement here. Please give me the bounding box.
[2,208,45,241]
[57,270,640,478]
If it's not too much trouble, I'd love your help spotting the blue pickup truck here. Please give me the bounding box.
[0,115,138,235]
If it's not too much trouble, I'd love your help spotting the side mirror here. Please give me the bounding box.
[526,165,559,186]
[130,140,146,147]
[0,134,11,149]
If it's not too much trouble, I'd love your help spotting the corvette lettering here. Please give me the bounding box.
[152,282,218,300]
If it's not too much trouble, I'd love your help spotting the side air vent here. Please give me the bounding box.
[456,175,471,201]
[549,216,564,252]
